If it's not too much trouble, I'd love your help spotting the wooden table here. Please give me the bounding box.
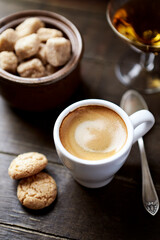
[0,0,160,239]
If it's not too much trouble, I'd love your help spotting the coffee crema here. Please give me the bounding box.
[60,105,128,160]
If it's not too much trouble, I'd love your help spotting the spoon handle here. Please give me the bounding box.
[138,137,159,215]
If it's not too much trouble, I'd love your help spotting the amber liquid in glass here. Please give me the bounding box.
[113,0,160,51]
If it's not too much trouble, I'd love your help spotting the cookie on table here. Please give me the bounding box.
[17,172,57,210]
[8,152,48,179]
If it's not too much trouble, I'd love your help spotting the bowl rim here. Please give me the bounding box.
[0,9,83,85]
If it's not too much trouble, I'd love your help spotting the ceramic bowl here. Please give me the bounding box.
[0,10,83,111]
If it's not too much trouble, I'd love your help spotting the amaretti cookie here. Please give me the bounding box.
[8,152,48,179]
[17,172,57,210]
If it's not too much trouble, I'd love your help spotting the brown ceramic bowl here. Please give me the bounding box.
[0,10,83,111]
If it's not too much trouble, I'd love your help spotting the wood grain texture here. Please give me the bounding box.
[0,224,67,240]
[0,0,160,239]
[0,152,160,240]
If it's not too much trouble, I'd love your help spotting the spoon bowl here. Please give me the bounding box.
[120,90,159,216]
[120,90,148,114]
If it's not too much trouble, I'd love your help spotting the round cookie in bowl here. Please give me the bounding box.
[0,10,83,111]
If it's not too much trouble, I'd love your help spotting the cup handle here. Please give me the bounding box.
[129,110,155,144]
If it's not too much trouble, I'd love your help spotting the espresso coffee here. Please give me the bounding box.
[60,105,128,160]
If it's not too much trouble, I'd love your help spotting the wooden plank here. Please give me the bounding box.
[0,224,67,240]
[0,96,58,160]
[0,152,160,240]
[40,0,108,13]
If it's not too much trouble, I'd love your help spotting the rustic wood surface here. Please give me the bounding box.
[0,0,160,239]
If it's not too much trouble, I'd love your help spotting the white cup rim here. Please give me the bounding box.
[53,99,133,165]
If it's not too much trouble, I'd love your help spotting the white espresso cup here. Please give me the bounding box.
[53,99,155,188]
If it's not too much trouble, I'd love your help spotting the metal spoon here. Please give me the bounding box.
[120,90,159,215]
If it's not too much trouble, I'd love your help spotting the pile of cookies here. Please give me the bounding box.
[8,152,57,210]
[0,17,71,78]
